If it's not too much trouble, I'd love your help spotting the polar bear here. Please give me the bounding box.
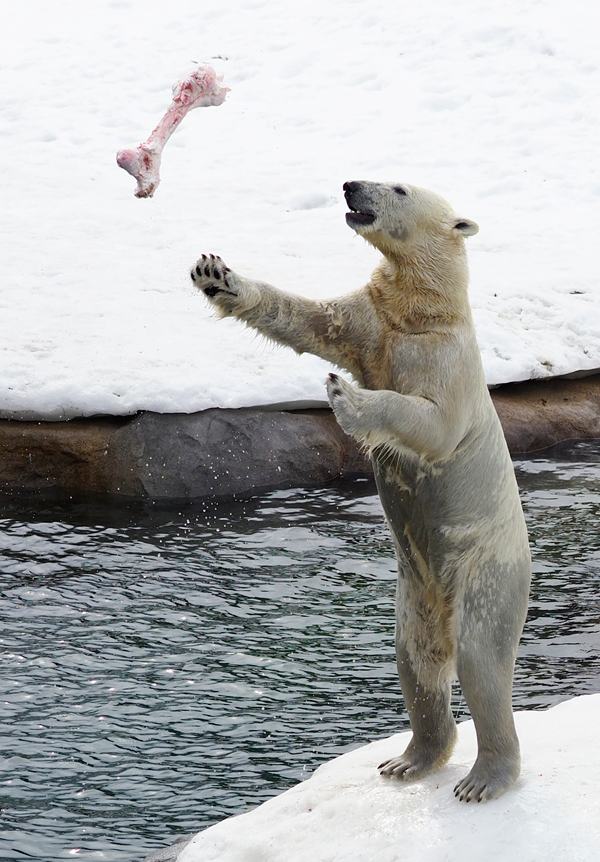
[190,180,531,803]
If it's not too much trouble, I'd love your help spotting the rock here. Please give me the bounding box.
[1,375,600,500]
[0,415,129,496]
[111,408,371,499]
[0,408,370,500]
[491,374,600,453]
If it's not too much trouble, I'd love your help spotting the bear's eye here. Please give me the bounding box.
[393,185,407,196]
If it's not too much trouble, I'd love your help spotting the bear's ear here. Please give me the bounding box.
[453,218,479,238]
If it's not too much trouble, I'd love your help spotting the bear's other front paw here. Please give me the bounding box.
[326,373,368,441]
[190,254,238,300]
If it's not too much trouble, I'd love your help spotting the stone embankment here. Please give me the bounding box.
[1,375,600,500]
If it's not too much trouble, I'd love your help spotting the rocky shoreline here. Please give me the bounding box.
[1,374,600,500]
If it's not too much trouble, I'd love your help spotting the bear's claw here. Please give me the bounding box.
[327,372,343,398]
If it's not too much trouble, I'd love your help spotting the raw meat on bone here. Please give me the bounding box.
[116,65,229,198]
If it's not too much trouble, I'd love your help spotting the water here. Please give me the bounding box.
[1,441,600,861]
[514,441,600,706]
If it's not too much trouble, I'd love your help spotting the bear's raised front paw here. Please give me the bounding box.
[190,254,238,300]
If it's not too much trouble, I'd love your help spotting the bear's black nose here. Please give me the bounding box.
[343,181,359,195]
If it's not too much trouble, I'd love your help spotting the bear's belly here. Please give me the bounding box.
[371,431,528,590]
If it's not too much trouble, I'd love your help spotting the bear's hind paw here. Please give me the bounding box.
[453,753,520,803]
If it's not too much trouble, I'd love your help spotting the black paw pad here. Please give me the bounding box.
[204,284,221,298]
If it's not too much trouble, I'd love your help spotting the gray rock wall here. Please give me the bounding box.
[0,408,370,500]
[1,375,600,500]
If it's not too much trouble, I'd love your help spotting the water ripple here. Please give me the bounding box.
[0,445,599,860]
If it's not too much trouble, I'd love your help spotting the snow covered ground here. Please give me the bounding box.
[1,0,599,419]
[175,695,600,862]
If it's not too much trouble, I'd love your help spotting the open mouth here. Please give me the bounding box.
[345,208,376,227]
[346,210,375,227]
[344,182,376,229]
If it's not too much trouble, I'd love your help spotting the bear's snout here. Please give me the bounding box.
[344,181,376,230]
[343,181,366,209]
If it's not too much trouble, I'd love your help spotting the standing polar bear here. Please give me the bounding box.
[191,181,531,803]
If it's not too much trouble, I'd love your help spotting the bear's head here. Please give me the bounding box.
[343,181,478,260]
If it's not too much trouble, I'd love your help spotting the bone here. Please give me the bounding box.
[116,64,229,198]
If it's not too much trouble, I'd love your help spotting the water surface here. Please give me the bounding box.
[1,442,599,860]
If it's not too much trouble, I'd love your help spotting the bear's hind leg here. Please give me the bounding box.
[379,641,457,781]
[453,580,527,802]
[454,653,520,802]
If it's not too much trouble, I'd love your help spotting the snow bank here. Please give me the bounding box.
[1,0,599,419]
[177,695,600,862]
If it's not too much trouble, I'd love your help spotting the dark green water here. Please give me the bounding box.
[1,442,600,861]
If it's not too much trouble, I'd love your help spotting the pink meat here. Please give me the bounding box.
[116,64,229,198]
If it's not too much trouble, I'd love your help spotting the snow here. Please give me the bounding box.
[1,0,599,419]
[177,695,600,862]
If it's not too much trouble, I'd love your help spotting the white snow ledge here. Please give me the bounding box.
[176,695,600,862]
